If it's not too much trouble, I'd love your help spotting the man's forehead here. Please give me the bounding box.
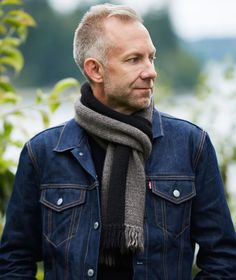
[103,17,153,44]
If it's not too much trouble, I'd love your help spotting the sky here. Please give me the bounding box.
[49,0,236,40]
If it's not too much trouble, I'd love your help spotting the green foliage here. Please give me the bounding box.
[0,0,35,214]
[0,1,80,214]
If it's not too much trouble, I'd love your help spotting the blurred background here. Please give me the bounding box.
[0,1,235,277]
[1,0,236,225]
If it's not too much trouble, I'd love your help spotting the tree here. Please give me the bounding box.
[0,0,79,216]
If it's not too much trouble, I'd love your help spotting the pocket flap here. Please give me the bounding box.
[40,187,86,212]
[151,180,196,204]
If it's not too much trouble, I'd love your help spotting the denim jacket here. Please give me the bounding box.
[0,108,236,280]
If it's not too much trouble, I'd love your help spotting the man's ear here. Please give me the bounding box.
[83,58,104,83]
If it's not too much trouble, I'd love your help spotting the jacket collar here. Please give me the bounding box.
[152,107,164,139]
[54,107,164,152]
[53,119,86,152]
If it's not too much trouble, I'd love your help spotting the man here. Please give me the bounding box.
[0,3,236,280]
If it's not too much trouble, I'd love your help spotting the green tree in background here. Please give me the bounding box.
[0,0,36,214]
[0,0,79,217]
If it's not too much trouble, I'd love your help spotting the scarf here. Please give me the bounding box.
[74,82,153,263]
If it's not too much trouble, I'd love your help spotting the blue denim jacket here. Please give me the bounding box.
[0,109,236,279]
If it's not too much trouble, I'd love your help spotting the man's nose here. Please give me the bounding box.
[140,61,157,80]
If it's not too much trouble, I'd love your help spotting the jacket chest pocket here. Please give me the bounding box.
[40,186,86,247]
[149,179,196,238]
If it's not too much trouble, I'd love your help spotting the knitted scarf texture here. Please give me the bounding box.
[74,82,153,264]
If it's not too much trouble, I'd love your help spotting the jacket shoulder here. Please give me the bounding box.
[160,111,204,134]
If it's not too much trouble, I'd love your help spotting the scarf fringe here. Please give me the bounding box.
[100,224,144,266]
[101,224,144,253]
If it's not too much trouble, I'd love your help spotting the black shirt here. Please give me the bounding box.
[87,135,133,279]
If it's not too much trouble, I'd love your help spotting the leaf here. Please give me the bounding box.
[9,139,23,148]
[9,110,23,117]
[0,24,7,34]
[0,92,20,104]
[0,0,23,5]
[0,65,7,74]
[0,80,15,92]
[49,100,60,113]
[39,110,50,127]
[16,25,27,42]
[1,37,21,47]
[3,121,13,137]
[4,10,36,28]
[49,78,80,99]
[35,89,47,104]
[0,46,24,73]
[0,158,16,173]
[0,56,22,73]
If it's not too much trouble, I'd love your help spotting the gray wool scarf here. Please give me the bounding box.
[74,83,153,261]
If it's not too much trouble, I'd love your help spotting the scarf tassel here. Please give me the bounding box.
[101,224,144,253]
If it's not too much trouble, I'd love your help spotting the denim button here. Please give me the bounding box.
[79,152,83,156]
[57,198,63,206]
[173,189,180,198]
[94,222,99,230]
[87,269,94,277]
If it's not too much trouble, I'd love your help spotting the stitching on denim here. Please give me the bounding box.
[64,207,76,280]
[74,200,84,234]
[151,180,193,238]
[54,126,86,152]
[40,190,86,212]
[153,193,159,229]
[42,204,84,248]
[178,201,188,279]
[26,141,41,178]
[40,182,97,190]
[150,180,196,205]
[54,123,67,151]
[151,183,196,205]
[157,110,164,136]
[48,208,52,239]
[83,207,92,278]
[146,175,195,181]
[144,220,149,280]
[193,130,207,170]
[162,200,168,280]
[177,226,184,279]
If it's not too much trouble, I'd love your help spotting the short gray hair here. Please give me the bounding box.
[73,3,142,73]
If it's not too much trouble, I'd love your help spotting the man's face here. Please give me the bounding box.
[100,17,157,114]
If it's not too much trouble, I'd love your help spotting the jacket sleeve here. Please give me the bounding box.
[192,133,236,279]
[0,142,42,279]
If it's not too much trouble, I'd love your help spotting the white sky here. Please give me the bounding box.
[49,0,236,40]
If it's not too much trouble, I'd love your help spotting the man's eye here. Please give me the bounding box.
[150,56,156,63]
[128,57,138,63]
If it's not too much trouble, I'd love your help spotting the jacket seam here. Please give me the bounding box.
[193,130,207,170]
[26,141,41,178]
[146,175,195,181]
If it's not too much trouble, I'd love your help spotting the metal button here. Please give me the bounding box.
[87,269,94,277]
[94,222,99,230]
[173,189,180,198]
[57,198,63,206]
[79,152,83,156]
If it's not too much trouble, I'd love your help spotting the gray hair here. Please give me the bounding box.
[73,3,142,74]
